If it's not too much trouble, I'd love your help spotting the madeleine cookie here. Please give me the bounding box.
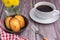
[15,15,25,28]
[10,18,20,32]
[5,16,12,29]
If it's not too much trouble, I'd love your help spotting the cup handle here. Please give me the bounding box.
[53,10,60,16]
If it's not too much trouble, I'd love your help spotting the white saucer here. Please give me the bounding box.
[29,8,59,24]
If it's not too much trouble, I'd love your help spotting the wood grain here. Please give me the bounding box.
[0,0,3,18]
[1,0,60,40]
[20,0,36,40]
[53,0,60,40]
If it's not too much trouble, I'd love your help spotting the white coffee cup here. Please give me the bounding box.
[34,2,60,19]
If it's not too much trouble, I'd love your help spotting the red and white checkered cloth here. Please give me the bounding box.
[0,20,27,40]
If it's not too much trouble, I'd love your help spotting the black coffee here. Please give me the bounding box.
[36,5,53,12]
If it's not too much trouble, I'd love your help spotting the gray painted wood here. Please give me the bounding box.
[1,0,60,40]
[0,0,3,18]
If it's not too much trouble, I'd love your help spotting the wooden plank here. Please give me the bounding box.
[0,0,3,18]
[53,0,60,40]
[35,0,57,40]
[1,0,60,40]
[19,0,36,40]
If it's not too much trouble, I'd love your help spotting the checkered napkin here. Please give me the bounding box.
[0,20,27,40]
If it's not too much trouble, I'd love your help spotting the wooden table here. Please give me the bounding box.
[0,0,60,40]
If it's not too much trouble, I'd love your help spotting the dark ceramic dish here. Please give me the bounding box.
[1,14,29,34]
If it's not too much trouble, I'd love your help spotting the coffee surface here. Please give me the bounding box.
[36,5,53,12]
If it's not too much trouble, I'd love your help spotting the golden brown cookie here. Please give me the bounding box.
[15,15,25,28]
[5,16,12,29]
[9,18,20,32]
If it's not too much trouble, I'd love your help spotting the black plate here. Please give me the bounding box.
[1,15,29,34]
